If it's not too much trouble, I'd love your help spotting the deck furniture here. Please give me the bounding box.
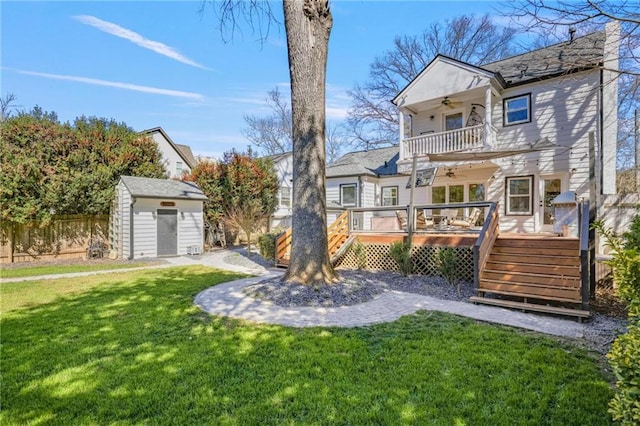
[450,207,481,228]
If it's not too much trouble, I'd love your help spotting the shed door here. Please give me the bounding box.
[157,209,178,256]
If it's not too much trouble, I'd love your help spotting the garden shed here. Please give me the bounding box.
[111,176,208,260]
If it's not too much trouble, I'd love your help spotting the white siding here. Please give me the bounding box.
[120,184,132,260]
[488,71,600,232]
[151,132,191,178]
[271,154,293,228]
[177,201,205,255]
[125,197,204,259]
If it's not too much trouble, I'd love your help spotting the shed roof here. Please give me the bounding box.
[120,176,208,200]
[326,146,399,178]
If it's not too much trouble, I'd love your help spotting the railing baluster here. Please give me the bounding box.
[402,124,485,158]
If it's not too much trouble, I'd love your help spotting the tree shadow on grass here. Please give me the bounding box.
[1,266,614,425]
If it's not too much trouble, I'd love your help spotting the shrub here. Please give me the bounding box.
[623,209,640,251]
[257,233,278,261]
[594,214,640,424]
[351,239,367,270]
[389,241,412,276]
[607,322,640,425]
[438,247,461,296]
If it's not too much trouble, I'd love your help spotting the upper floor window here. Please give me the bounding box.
[279,187,291,209]
[340,183,357,207]
[503,94,531,126]
[506,176,533,215]
[381,186,398,206]
[176,161,183,176]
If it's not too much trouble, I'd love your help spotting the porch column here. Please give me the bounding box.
[484,86,492,148]
[398,109,405,159]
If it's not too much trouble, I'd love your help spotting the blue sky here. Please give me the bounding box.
[2,1,505,159]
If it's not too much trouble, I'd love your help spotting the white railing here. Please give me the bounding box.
[402,124,490,158]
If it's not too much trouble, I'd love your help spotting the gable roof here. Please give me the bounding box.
[141,127,196,168]
[263,152,292,164]
[392,54,500,105]
[393,30,606,105]
[119,176,208,200]
[481,30,605,86]
[326,146,400,178]
[175,144,197,167]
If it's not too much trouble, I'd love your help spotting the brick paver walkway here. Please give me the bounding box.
[194,272,588,338]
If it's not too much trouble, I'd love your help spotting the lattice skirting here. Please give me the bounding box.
[336,242,474,281]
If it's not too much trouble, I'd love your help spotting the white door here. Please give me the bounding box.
[538,175,565,233]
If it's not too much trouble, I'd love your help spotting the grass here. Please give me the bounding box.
[0,261,159,279]
[1,266,614,425]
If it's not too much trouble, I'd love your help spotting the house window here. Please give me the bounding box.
[449,185,464,203]
[445,112,464,131]
[503,94,531,126]
[279,187,291,208]
[468,183,485,202]
[381,186,398,206]
[176,161,183,175]
[431,186,444,203]
[340,184,357,207]
[506,176,533,215]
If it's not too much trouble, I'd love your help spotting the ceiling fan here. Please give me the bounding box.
[445,168,466,179]
[440,96,463,109]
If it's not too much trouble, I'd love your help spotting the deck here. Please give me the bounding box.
[275,201,593,319]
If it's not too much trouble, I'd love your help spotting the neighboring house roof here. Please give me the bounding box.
[326,146,400,178]
[481,30,605,86]
[262,152,292,166]
[120,176,208,200]
[140,127,196,168]
[175,144,197,167]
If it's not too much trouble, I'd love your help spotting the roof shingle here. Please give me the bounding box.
[120,176,208,200]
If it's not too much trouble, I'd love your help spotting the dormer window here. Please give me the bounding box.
[503,94,531,126]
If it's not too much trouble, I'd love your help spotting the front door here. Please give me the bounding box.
[157,209,178,256]
[539,176,564,233]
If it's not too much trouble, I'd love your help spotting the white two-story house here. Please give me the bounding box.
[142,127,197,179]
[391,23,619,234]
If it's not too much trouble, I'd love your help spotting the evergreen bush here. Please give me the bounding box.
[389,241,412,276]
[257,233,278,261]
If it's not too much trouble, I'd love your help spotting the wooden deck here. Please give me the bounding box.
[274,201,592,320]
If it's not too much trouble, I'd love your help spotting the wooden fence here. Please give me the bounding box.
[1,215,108,264]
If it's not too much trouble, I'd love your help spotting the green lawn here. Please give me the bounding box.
[0,261,160,279]
[1,266,613,425]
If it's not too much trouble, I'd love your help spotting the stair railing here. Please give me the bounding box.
[327,210,350,258]
[473,202,499,288]
[275,227,292,267]
[275,210,351,267]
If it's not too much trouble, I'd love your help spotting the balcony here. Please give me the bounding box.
[401,124,498,161]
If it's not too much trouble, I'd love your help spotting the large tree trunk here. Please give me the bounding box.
[282,0,337,286]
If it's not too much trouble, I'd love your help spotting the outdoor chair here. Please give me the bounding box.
[449,207,481,228]
[396,210,408,230]
[415,210,435,230]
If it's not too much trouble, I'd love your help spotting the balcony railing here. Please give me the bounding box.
[402,124,496,159]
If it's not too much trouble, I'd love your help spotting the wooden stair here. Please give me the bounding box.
[275,211,351,268]
[472,235,590,320]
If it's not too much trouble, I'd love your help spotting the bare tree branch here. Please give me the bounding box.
[346,14,519,146]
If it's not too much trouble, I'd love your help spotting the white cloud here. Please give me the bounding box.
[11,69,205,100]
[73,15,210,70]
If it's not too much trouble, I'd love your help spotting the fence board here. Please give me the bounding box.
[1,215,108,264]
